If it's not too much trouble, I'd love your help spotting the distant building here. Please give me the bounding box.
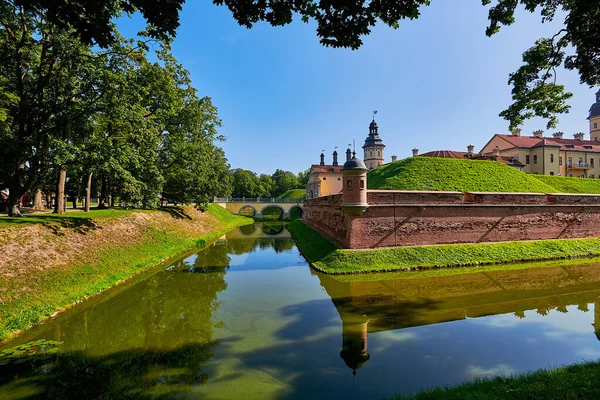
[307,117,388,199]
[306,150,345,199]
[363,119,385,169]
[422,90,600,177]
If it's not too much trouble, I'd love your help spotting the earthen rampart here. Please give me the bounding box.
[303,190,600,249]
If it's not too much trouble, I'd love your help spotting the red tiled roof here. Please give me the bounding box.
[310,164,343,173]
[419,150,468,158]
[496,134,600,152]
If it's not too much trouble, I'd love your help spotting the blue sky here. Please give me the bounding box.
[120,2,598,175]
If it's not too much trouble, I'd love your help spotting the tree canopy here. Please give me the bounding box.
[214,0,599,129]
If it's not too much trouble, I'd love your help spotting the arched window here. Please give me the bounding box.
[370,151,373,157]
[378,151,381,156]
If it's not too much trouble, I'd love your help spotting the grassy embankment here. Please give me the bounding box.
[0,205,252,341]
[276,188,306,199]
[368,157,557,192]
[385,360,600,400]
[288,220,600,274]
[534,174,600,193]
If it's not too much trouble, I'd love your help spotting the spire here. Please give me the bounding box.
[333,149,338,166]
[346,147,352,162]
[319,152,325,166]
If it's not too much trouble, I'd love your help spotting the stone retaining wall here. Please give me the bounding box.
[303,190,600,249]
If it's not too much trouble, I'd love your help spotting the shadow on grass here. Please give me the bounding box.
[159,206,194,220]
[0,214,100,235]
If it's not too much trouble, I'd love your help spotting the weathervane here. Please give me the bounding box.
[373,110,377,120]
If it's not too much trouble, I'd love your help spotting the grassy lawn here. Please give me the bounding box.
[386,360,600,400]
[0,209,134,229]
[287,220,600,274]
[368,157,556,193]
[276,188,306,199]
[0,205,252,341]
[534,174,600,194]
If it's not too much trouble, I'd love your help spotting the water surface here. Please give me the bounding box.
[2,222,600,399]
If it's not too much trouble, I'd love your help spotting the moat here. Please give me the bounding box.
[3,222,600,399]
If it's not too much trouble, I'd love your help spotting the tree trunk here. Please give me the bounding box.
[71,195,77,210]
[7,190,22,217]
[45,192,52,209]
[98,176,107,208]
[85,172,93,212]
[32,189,44,210]
[54,168,67,214]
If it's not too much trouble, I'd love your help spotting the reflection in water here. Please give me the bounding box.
[316,264,600,376]
[4,226,600,399]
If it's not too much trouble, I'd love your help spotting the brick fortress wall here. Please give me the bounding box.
[303,191,600,249]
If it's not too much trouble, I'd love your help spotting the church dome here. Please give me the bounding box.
[342,157,368,171]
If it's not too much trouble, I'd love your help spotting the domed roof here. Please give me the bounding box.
[340,350,370,371]
[589,89,600,119]
[363,118,385,149]
[342,157,368,171]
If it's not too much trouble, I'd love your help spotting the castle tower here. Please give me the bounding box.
[340,320,370,378]
[341,154,369,215]
[363,118,385,169]
[589,89,600,142]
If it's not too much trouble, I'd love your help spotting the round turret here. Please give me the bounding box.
[342,156,368,215]
[589,89,600,141]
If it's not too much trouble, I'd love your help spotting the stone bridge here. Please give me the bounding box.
[214,197,304,219]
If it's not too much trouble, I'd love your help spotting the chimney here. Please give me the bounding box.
[412,148,419,157]
[391,155,397,162]
[532,130,544,138]
[346,148,352,162]
[553,132,564,139]
[511,128,522,137]
[467,144,474,155]
[574,132,585,141]
[332,150,338,166]
[494,146,500,157]
[319,152,325,166]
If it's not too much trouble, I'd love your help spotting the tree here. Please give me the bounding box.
[271,169,299,197]
[230,169,260,198]
[214,0,600,129]
[12,0,185,47]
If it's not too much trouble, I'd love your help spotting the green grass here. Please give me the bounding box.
[288,220,600,274]
[0,209,134,229]
[276,188,306,200]
[368,157,556,193]
[386,360,600,400]
[533,174,600,194]
[0,205,252,341]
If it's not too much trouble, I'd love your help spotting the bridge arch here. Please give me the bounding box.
[289,205,304,219]
[238,205,257,217]
[261,222,285,236]
[238,224,257,236]
[260,204,286,220]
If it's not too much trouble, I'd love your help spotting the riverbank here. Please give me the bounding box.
[0,205,252,341]
[385,360,600,399]
[288,220,600,274]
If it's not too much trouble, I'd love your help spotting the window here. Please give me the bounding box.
[579,157,584,166]
[566,144,575,149]
[584,145,593,149]
[591,175,596,178]
[595,122,598,129]
[592,158,595,167]
[581,174,585,178]
[533,155,537,164]
[360,180,365,189]
[323,177,326,180]
[550,154,554,163]
[559,157,563,165]
[370,151,373,157]
[526,155,530,164]
[337,177,341,181]
[378,151,381,156]
[370,162,373,168]
[347,180,352,189]
[568,157,572,167]
[596,137,599,142]
[550,172,555,175]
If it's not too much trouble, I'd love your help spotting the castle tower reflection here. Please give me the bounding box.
[315,261,600,373]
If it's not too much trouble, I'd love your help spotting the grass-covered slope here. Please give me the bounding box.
[276,188,306,199]
[387,360,600,400]
[368,157,556,193]
[0,205,252,341]
[533,174,600,194]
